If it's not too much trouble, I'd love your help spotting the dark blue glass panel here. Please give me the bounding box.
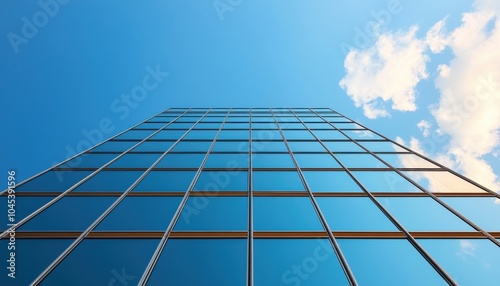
[175,197,248,230]
[147,239,247,286]
[322,141,365,152]
[351,171,422,192]
[442,197,500,231]
[133,171,196,192]
[194,171,248,191]
[338,239,445,285]
[0,239,73,286]
[42,239,159,286]
[317,197,397,231]
[108,153,162,168]
[149,116,176,122]
[134,122,165,130]
[16,171,92,192]
[114,129,157,140]
[74,170,143,192]
[295,154,340,168]
[253,171,304,191]
[132,141,174,152]
[287,141,327,152]
[252,129,282,140]
[303,171,362,192]
[62,153,118,168]
[156,154,205,168]
[0,196,53,232]
[252,141,288,152]
[217,130,249,140]
[19,196,116,231]
[150,130,187,140]
[418,239,500,285]
[171,141,212,152]
[184,130,218,140]
[194,122,222,129]
[335,154,386,168]
[164,123,193,129]
[95,197,182,231]
[91,141,137,152]
[253,153,295,168]
[212,141,249,152]
[377,197,474,231]
[254,197,323,230]
[254,239,349,286]
[282,130,315,140]
[205,153,249,168]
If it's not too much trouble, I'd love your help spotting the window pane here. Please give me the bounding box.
[91,141,137,152]
[252,129,282,140]
[254,239,348,285]
[335,154,385,168]
[134,122,165,130]
[282,130,315,140]
[95,197,182,231]
[252,122,277,129]
[322,141,365,152]
[0,196,53,232]
[43,239,159,286]
[377,197,474,231]
[252,153,295,168]
[254,197,323,230]
[17,171,92,192]
[288,141,327,152]
[133,171,196,192]
[0,239,73,286]
[74,170,143,192]
[62,153,118,168]
[184,130,217,140]
[253,171,304,191]
[295,154,340,168]
[150,130,187,140]
[132,141,174,152]
[342,130,383,140]
[204,154,248,168]
[252,141,288,152]
[171,141,212,152]
[109,153,162,168]
[418,239,500,285]
[303,171,362,192]
[223,123,249,129]
[218,130,249,140]
[194,122,222,129]
[378,153,439,168]
[19,196,116,231]
[338,239,445,285]
[311,130,348,140]
[147,239,247,286]
[351,171,422,192]
[115,129,156,140]
[358,141,408,152]
[441,197,500,231]
[194,171,248,191]
[403,171,489,193]
[175,197,247,231]
[156,154,205,168]
[212,141,249,152]
[317,197,397,231]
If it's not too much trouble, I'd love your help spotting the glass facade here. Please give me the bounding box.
[1,108,499,285]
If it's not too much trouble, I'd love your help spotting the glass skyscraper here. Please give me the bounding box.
[1,108,499,285]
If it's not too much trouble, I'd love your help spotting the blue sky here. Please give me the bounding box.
[1,0,499,192]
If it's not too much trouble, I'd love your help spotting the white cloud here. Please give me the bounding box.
[339,26,429,119]
[417,120,431,137]
[426,19,449,53]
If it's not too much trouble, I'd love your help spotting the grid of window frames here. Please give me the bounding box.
[1,108,500,285]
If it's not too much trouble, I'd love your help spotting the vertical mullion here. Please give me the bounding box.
[0,109,191,240]
[138,109,232,285]
[270,108,359,286]
[247,109,254,286]
[304,108,459,285]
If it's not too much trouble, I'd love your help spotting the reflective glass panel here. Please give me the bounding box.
[74,170,143,192]
[171,141,212,152]
[254,239,348,286]
[108,153,162,168]
[194,171,248,191]
[335,154,385,168]
[62,153,118,168]
[351,171,422,192]
[132,141,174,152]
[212,141,249,152]
[287,141,327,152]
[252,153,295,168]
[403,171,489,193]
[217,130,249,140]
[204,153,248,168]
[442,197,500,231]
[16,171,92,192]
[252,141,288,152]
[311,130,347,140]
[282,130,315,140]
[175,197,248,231]
[295,154,340,168]
[150,131,187,140]
[322,141,365,152]
[156,154,205,168]
[302,171,362,192]
[133,171,196,192]
[253,171,304,191]
[377,153,439,168]
[0,196,53,232]
[91,141,137,152]
[254,197,323,230]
